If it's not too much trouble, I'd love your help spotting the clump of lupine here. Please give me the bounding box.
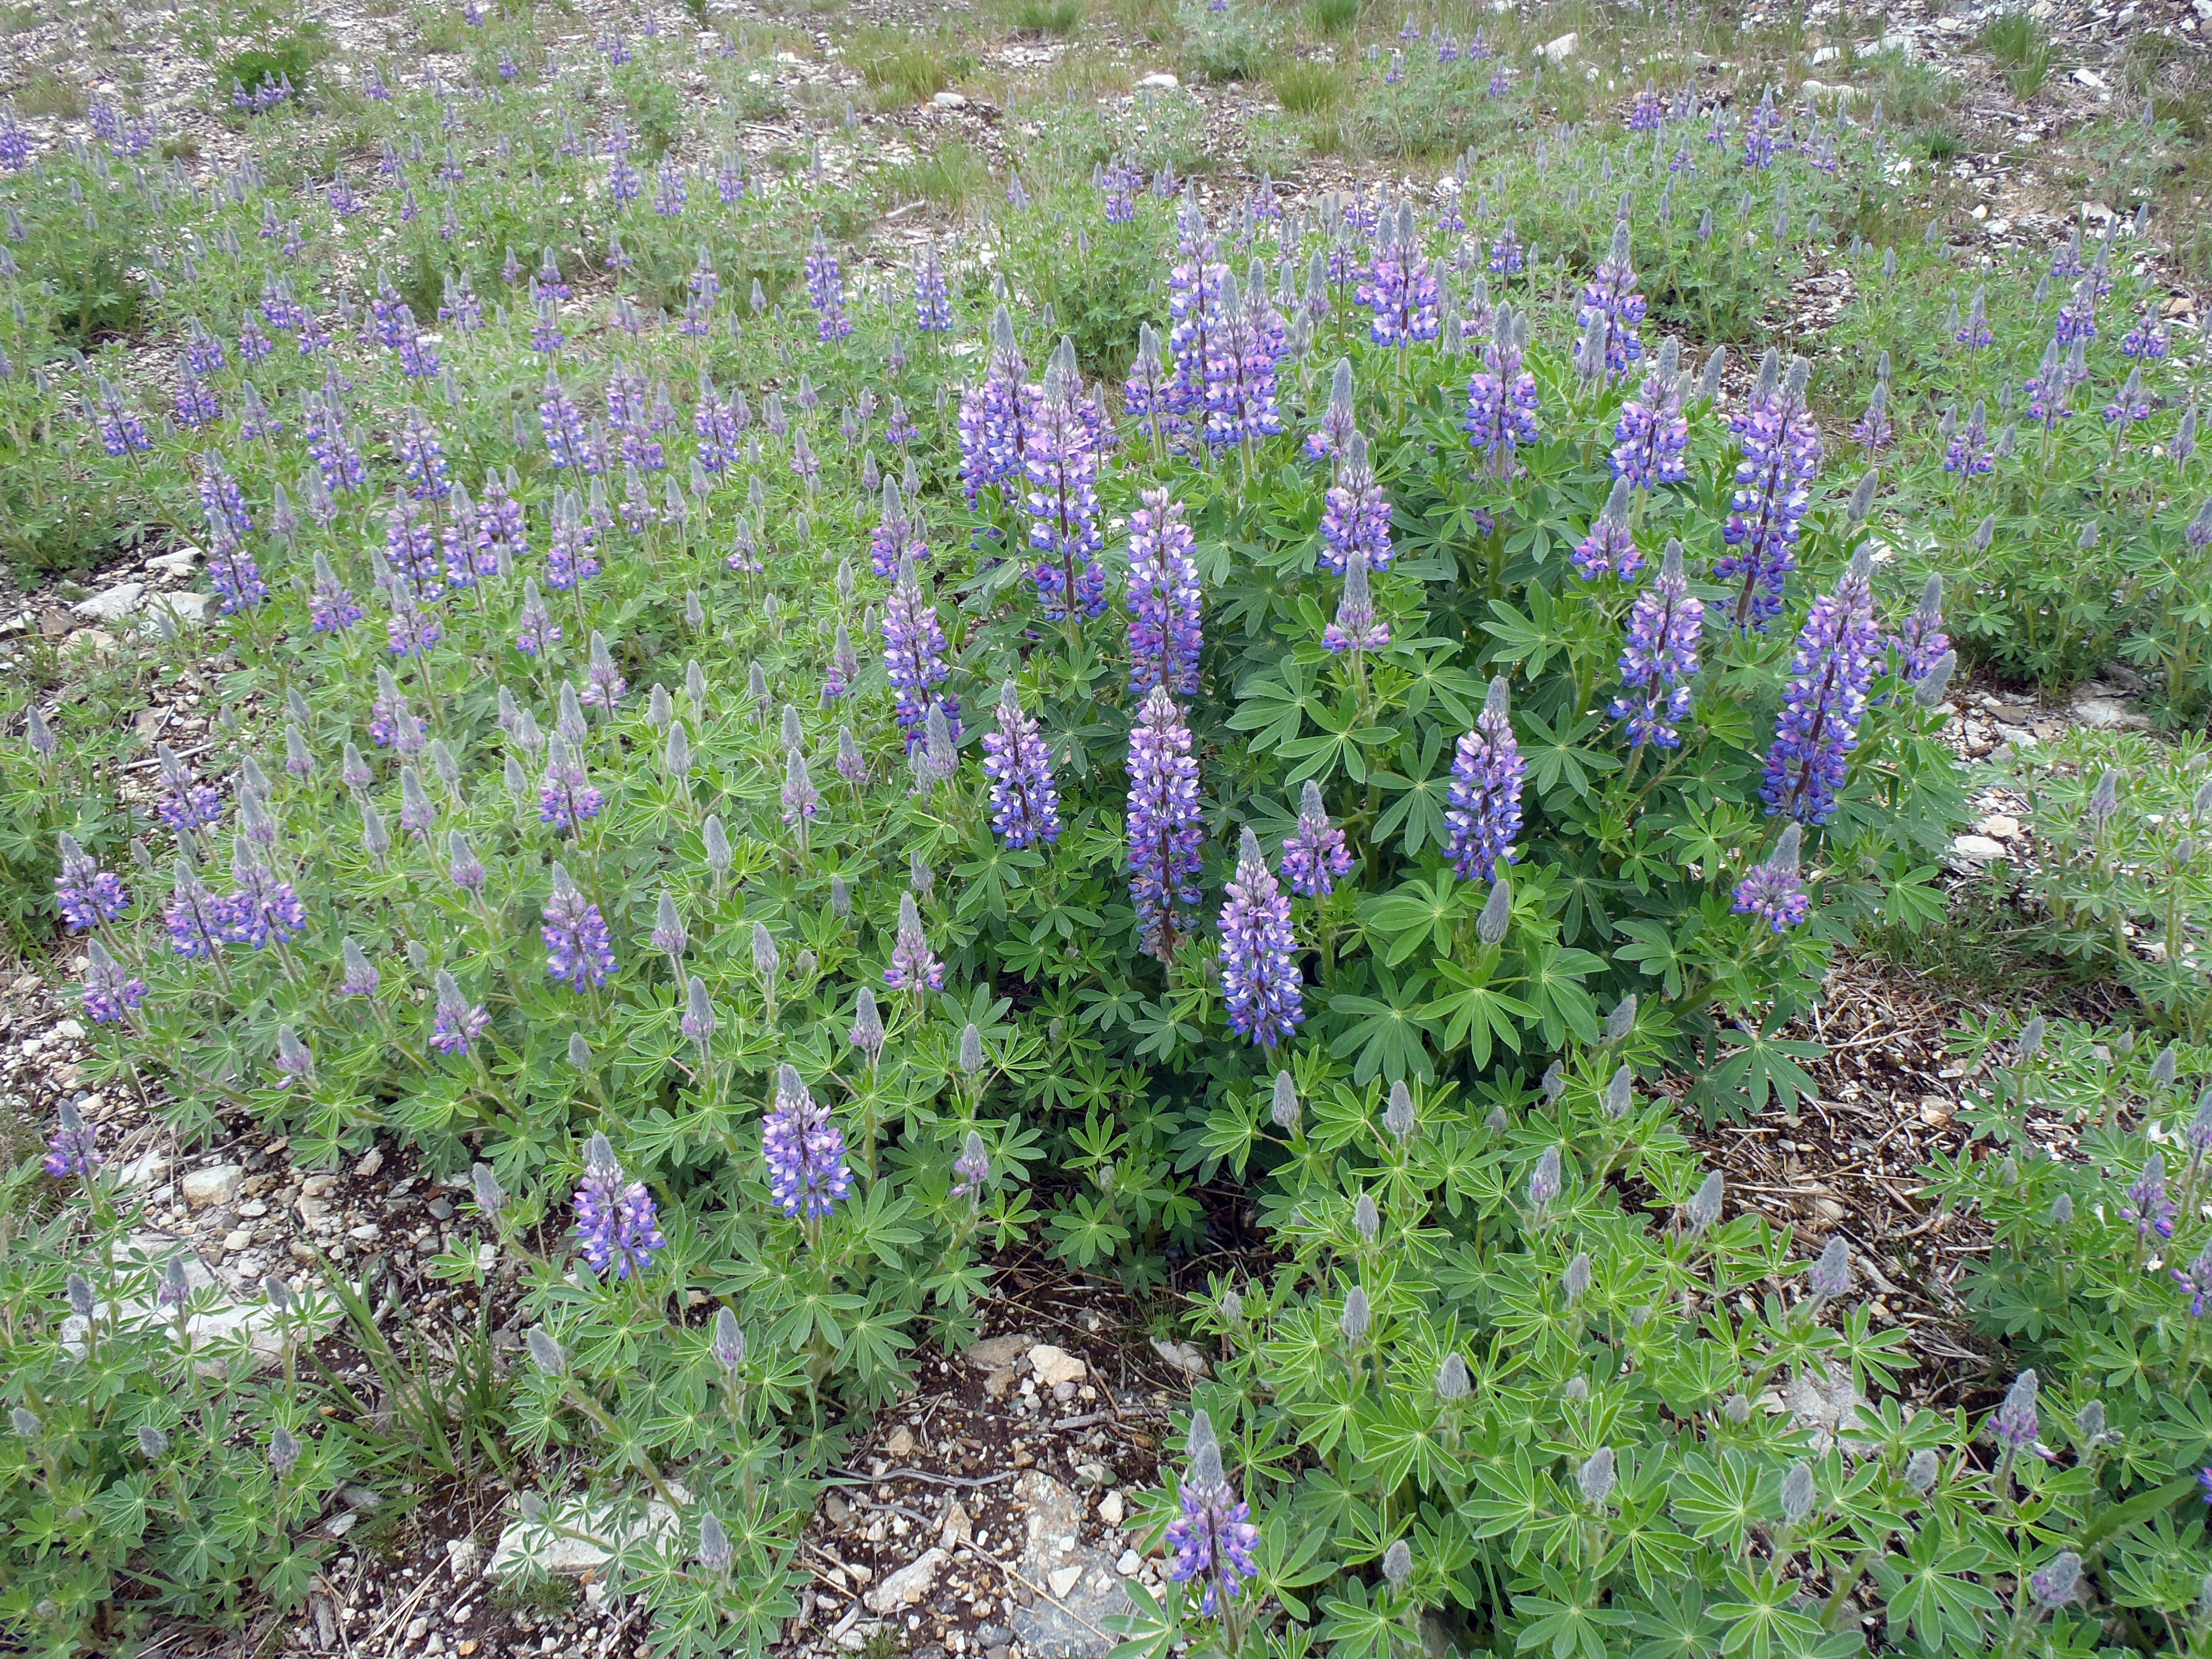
[8,22,2197,1654]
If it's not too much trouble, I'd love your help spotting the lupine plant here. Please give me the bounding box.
[2,15,2207,1656]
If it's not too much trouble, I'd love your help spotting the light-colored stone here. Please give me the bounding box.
[1977,815,2021,840]
[886,1424,915,1457]
[864,1548,946,1615]
[356,1146,384,1179]
[1918,1097,1951,1127]
[2073,695,2149,731]
[1135,71,1179,88]
[1115,1550,1141,1576]
[1149,1338,1207,1377]
[940,1499,971,1551]
[931,90,968,108]
[182,1164,245,1210]
[146,546,199,577]
[1540,30,1579,60]
[1949,834,2008,865]
[1097,1490,1124,1527]
[1048,1565,1084,1599]
[968,1333,1034,1369]
[55,1019,86,1040]
[73,581,144,621]
[1028,1344,1086,1388]
[224,1228,252,1253]
[141,591,213,632]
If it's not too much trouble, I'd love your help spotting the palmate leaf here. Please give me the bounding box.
[1510,1564,1635,1659]
[1371,723,1455,856]
[1423,958,1534,1067]
[1699,1016,1827,1119]
[1866,1526,1999,1653]
[1326,969,1436,1083]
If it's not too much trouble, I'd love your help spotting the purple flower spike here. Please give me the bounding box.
[1200,265,1288,450]
[1165,1449,1261,1617]
[1127,686,1205,957]
[983,681,1061,849]
[885,891,945,993]
[164,859,232,959]
[1281,780,1351,898]
[1127,487,1202,696]
[2123,1152,2178,1242]
[54,832,129,931]
[2173,1242,2212,1316]
[1732,822,1811,933]
[1993,1369,2040,1451]
[1611,357,1690,491]
[44,1098,103,1178]
[431,970,490,1055]
[1024,343,1108,623]
[805,225,852,343]
[573,1132,665,1279]
[1219,828,1304,1049]
[1356,203,1441,348]
[882,555,956,750]
[1718,356,1823,631]
[542,864,616,992]
[1612,539,1703,750]
[914,236,952,333]
[1573,220,1646,384]
[1322,547,1389,655]
[82,938,147,1024]
[1445,678,1525,881]
[762,1063,853,1221]
[1320,430,1393,576]
[1759,547,1880,826]
[1464,304,1539,478]
[1571,477,1642,582]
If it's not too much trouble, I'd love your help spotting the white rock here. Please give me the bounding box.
[864,1548,946,1614]
[55,1019,85,1040]
[931,90,968,107]
[1098,1490,1125,1527]
[141,592,212,632]
[73,581,144,621]
[1977,815,2021,840]
[356,1146,384,1179]
[1028,1343,1086,1388]
[1540,31,1579,60]
[1809,44,1839,63]
[182,1164,244,1209]
[223,1228,252,1253]
[1136,71,1179,88]
[1048,1565,1084,1599]
[1115,1550,1141,1575]
[118,1149,170,1189]
[2073,695,2149,731]
[2073,67,2107,90]
[145,546,199,576]
[1950,834,2009,864]
[1149,1338,1208,1377]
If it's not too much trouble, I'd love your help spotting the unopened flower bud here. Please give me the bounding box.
[1577,1447,1616,1506]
